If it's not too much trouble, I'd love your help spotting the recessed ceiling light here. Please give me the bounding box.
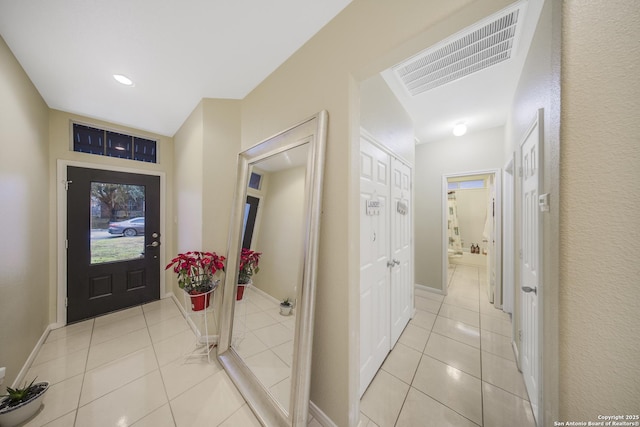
[113,74,134,86]
[452,123,467,136]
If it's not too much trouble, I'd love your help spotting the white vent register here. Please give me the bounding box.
[393,1,527,96]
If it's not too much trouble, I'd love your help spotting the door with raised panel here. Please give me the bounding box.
[359,137,391,397]
[359,136,414,397]
[520,111,543,423]
[390,157,412,345]
[67,167,161,323]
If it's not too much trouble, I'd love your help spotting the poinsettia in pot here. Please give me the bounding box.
[236,248,261,300]
[166,251,225,311]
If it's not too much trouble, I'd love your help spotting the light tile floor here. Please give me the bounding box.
[359,264,537,427]
[232,285,296,413]
[22,297,265,427]
[19,265,535,427]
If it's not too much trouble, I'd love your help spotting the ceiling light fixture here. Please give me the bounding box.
[113,74,134,86]
[453,123,467,136]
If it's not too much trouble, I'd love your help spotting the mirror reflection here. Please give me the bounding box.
[218,111,326,427]
[231,143,309,414]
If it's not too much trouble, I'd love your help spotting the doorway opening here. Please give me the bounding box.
[442,170,501,305]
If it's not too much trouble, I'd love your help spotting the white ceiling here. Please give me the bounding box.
[381,0,543,144]
[0,0,543,143]
[0,0,352,136]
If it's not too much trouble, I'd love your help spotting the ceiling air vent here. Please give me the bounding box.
[394,2,526,96]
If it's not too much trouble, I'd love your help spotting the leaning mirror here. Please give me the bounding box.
[218,111,327,426]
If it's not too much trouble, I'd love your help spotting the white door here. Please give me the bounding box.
[520,111,543,423]
[359,138,390,397]
[390,158,412,345]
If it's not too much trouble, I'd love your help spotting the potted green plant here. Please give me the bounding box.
[236,248,261,300]
[0,378,49,426]
[166,251,225,311]
[279,298,293,316]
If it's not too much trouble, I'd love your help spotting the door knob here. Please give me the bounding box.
[521,286,537,294]
[387,260,395,268]
[393,259,400,266]
[146,241,160,248]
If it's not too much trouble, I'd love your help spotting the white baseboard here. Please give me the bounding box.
[415,283,446,295]
[512,340,521,371]
[309,401,337,427]
[13,324,53,388]
[245,284,296,316]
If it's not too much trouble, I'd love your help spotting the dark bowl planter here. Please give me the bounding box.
[0,381,49,427]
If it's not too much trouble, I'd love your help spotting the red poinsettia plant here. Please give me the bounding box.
[165,251,225,293]
[238,248,261,284]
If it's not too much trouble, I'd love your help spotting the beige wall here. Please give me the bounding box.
[415,127,505,290]
[454,186,490,251]
[560,0,640,418]
[172,98,240,313]
[173,101,205,255]
[240,0,514,424]
[0,35,50,391]
[202,99,242,254]
[360,74,415,164]
[253,166,306,302]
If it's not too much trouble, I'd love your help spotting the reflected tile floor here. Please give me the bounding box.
[232,286,296,413]
[360,265,536,427]
[20,296,312,427]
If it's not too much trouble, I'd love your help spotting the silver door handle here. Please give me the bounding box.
[394,259,400,266]
[387,260,395,268]
[146,241,160,248]
[521,286,537,294]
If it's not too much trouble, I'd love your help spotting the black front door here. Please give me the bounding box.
[67,167,161,323]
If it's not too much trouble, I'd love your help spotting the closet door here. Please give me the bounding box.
[390,158,412,345]
[359,138,391,397]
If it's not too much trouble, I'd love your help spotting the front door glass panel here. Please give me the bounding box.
[90,182,146,264]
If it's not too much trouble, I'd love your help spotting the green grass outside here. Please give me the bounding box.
[91,236,145,264]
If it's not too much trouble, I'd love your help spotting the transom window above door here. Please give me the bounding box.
[72,123,157,164]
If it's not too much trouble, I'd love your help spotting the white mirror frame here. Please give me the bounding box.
[218,111,327,427]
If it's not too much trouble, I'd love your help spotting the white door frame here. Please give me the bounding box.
[518,109,544,424]
[441,169,502,297]
[502,154,516,314]
[55,159,167,328]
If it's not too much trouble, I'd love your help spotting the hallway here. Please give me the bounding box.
[359,264,536,427]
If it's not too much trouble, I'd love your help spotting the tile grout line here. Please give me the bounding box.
[420,311,483,426]
[476,267,485,427]
[143,301,179,427]
[414,287,482,427]
[439,265,484,426]
[393,306,437,427]
[78,306,165,421]
[73,318,96,426]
